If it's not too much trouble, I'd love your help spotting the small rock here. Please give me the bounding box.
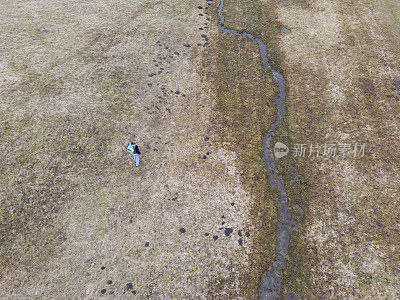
[180,228,186,233]
[224,228,233,237]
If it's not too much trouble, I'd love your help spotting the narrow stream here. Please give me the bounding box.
[217,1,291,299]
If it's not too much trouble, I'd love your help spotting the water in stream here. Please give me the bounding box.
[217,1,291,299]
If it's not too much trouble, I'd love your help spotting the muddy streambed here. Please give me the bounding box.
[217,1,291,298]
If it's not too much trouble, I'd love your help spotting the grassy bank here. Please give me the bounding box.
[203,0,285,297]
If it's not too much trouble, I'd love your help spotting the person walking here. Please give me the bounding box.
[127,141,141,166]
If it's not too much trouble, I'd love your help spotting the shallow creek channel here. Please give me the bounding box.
[217,1,291,299]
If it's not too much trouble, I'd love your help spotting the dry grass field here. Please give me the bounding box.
[274,0,400,298]
[0,0,266,298]
[1,0,399,299]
